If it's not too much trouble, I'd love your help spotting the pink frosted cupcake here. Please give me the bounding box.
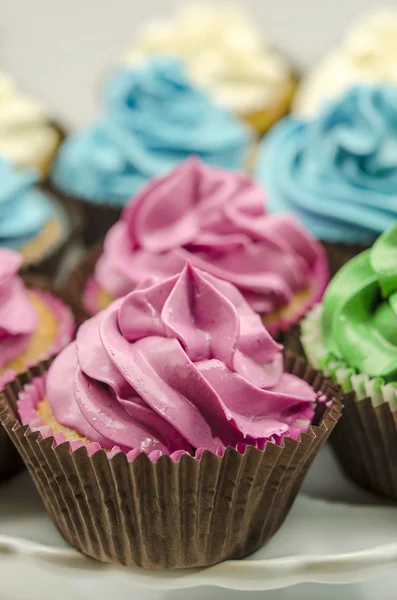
[8,263,341,568]
[0,248,75,478]
[73,157,328,337]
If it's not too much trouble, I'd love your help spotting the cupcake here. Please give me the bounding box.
[124,2,297,136]
[0,72,63,178]
[294,8,397,118]
[50,59,253,245]
[0,158,78,276]
[300,224,397,499]
[0,248,75,479]
[68,158,328,343]
[2,264,341,567]
[255,84,397,274]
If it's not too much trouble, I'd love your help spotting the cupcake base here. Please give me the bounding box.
[243,76,298,137]
[300,304,397,500]
[46,182,122,246]
[0,274,76,482]
[31,121,65,180]
[19,194,83,279]
[0,354,341,569]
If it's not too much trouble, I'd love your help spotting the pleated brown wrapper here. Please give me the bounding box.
[0,354,341,569]
[45,180,121,246]
[21,191,84,279]
[0,274,81,482]
[321,241,371,277]
[63,242,313,353]
[288,325,397,500]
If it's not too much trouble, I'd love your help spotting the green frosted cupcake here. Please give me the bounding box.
[300,225,397,499]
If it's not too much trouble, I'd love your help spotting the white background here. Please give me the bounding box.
[0,0,388,127]
[1,1,395,598]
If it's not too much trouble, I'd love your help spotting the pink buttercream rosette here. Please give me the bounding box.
[82,157,329,334]
[20,264,322,462]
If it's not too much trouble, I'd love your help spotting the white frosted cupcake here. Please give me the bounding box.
[0,72,63,177]
[294,8,397,118]
[124,2,297,136]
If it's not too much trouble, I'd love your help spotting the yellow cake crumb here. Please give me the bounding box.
[0,290,59,376]
[243,76,297,136]
[18,217,64,266]
[36,397,88,443]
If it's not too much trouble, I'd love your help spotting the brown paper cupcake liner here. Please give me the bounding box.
[0,354,341,569]
[300,304,397,500]
[321,241,371,277]
[20,192,84,280]
[61,241,103,324]
[0,275,79,482]
[46,180,122,246]
[330,393,397,499]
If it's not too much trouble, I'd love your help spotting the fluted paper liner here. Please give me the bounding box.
[62,242,103,324]
[22,188,84,279]
[0,354,341,569]
[0,275,78,482]
[321,241,370,277]
[301,304,397,500]
[46,181,123,246]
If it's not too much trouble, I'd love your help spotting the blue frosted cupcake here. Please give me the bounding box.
[0,158,75,276]
[51,58,254,243]
[255,84,397,273]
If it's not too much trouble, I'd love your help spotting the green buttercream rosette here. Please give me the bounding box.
[301,225,397,411]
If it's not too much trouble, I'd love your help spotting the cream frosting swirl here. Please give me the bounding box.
[0,249,37,369]
[48,264,316,456]
[0,72,59,168]
[125,3,291,114]
[294,9,397,118]
[93,158,328,321]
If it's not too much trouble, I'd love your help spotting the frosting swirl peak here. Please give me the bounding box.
[48,264,316,456]
[256,85,397,244]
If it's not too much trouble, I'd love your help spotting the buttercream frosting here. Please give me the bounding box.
[0,158,54,249]
[256,85,397,244]
[51,59,253,206]
[0,249,37,369]
[321,225,397,381]
[47,264,317,455]
[294,9,397,118]
[91,158,328,320]
[0,72,59,168]
[125,3,291,115]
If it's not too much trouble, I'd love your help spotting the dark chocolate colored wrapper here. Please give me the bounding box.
[0,354,341,569]
[22,193,84,280]
[321,241,371,277]
[330,393,397,500]
[278,324,304,357]
[0,275,79,482]
[46,181,121,246]
[62,242,103,324]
